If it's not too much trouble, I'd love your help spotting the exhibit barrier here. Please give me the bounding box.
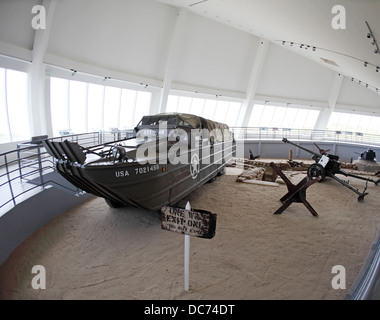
[0,132,98,215]
[230,127,380,146]
[0,130,138,215]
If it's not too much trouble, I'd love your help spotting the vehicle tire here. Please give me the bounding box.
[105,198,125,208]
[307,163,325,181]
[208,175,218,183]
[217,168,225,176]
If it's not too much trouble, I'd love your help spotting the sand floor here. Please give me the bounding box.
[1,162,380,300]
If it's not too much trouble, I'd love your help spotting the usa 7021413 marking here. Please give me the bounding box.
[135,164,160,175]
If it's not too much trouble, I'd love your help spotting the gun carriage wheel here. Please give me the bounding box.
[307,163,326,181]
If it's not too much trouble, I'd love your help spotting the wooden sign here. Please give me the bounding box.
[161,205,217,239]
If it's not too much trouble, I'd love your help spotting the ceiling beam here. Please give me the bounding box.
[157,8,188,114]
[29,0,57,137]
[237,39,269,127]
[314,72,344,130]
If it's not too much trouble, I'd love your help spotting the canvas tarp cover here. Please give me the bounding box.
[176,114,230,142]
[140,113,231,142]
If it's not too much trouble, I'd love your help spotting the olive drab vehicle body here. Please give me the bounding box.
[43,113,236,210]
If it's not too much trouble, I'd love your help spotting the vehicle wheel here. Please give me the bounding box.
[208,175,218,183]
[105,198,125,208]
[217,168,225,176]
[307,163,325,181]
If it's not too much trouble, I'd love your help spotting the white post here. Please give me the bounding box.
[184,201,191,291]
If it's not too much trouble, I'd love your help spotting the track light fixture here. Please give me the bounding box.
[366,21,380,56]
[70,69,77,76]
[280,40,318,53]
[364,61,368,67]
[351,76,379,95]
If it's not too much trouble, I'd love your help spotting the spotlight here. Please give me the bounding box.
[367,33,372,39]
[282,41,285,45]
[290,42,293,46]
[364,61,368,67]
[300,44,303,48]
[375,49,379,54]
[376,67,379,72]
[312,47,316,51]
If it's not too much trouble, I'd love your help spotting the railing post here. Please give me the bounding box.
[4,154,16,206]
[37,145,44,189]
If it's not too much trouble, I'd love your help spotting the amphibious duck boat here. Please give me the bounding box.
[43,113,236,210]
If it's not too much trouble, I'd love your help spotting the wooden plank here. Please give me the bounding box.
[242,179,280,187]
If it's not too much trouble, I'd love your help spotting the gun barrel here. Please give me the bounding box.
[282,138,321,158]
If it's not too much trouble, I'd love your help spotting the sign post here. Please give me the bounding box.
[184,201,191,292]
[184,201,191,291]
[161,201,217,291]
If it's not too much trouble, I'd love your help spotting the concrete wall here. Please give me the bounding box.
[0,187,92,266]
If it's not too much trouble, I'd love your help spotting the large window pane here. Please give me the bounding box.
[327,112,380,135]
[88,83,104,131]
[134,91,151,125]
[0,68,10,143]
[259,105,276,127]
[225,102,240,127]
[346,114,361,132]
[202,99,217,120]
[327,112,340,131]
[190,98,205,116]
[120,89,137,129]
[249,104,264,127]
[50,77,69,136]
[69,80,87,133]
[50,76,153,134]
[303,110,319,129]
[103,86,121,130]
[366,116,380,135]
[271,106,287,128]
[293,109,308,129]
[248,104,320,130]
[6,69,30,141]
[166,95,179,113]
[177,96,192,114]
[214,101,229,123]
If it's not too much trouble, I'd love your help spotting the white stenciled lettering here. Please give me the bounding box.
[134,164,159,175]
[115,170,129,178]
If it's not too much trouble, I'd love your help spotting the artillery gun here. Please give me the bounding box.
[282,138,380,201]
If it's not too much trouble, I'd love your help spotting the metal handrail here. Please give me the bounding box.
[230,127,380,146]
[0,132,101,215]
